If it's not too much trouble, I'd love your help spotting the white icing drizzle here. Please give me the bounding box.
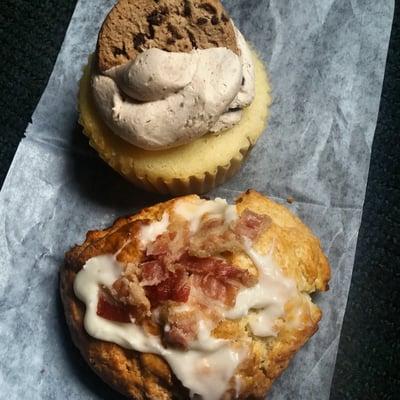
[138,212,169,248]
[234,375,242,399]
[224,240,297,337]
[174,198,238,233]
[74,255,245,400]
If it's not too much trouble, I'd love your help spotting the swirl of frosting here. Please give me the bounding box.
[91,27,255,150]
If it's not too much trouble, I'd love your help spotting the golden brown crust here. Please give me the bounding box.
[60,191,330,399]
[97,0,239,72]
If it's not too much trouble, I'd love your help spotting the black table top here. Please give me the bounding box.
[1,1,399,399]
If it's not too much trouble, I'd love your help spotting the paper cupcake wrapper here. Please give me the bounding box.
[83,130,254,195]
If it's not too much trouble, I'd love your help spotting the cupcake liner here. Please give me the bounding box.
[78,53,271,196]
[131,144,251,195]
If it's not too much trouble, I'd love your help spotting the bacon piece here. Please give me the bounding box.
[140,260,169,286]
[145,268,190,307]
[104,209,266,317]
[179,255,257,306]
[97,292,132,323]
[235,209,271,241]
[191,273,241,307]
[159,308,198,350]
[111,267,151,315]
[188,217,241,258]
[180,254,256,287]
[147,229,189,266]
[146,232,172,256]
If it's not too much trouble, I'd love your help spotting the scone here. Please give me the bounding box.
[79,0,271,195]
[60,190,330,399]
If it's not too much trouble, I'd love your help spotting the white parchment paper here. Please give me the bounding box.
[0,0,394,399]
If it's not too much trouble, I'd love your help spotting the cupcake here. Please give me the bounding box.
[79,0,271,194]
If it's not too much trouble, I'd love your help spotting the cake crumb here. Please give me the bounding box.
[286,196,294,204]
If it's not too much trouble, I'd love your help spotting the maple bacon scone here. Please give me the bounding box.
[60,190,330,399]
[79,0,271,194]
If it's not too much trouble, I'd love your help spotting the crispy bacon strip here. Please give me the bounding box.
[98,207,269,340]
[180,254,256,286]
[190,273,239,307]
[235,209,271,241]
[178,254,256,306]
[97,292,133,323]
[144,268,190,307]
[147,229,188,266]
[140,260,169,286]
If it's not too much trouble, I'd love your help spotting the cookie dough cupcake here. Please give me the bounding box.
[79,0,271,194]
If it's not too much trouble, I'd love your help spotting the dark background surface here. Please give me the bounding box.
[0,1,399,399]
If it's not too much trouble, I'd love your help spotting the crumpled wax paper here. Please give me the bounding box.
[0,0,394,399]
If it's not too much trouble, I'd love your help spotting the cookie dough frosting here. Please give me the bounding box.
[91,27,255,150]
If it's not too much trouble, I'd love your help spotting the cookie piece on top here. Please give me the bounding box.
[97,0,239,72]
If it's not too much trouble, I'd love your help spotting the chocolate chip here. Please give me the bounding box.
[183,0,192,17]
[221,13,229,22]
[197,17,208,25]
[133,33,146,50]
[147,10,164,26]
[112,45,127,57]
[167,38,176,45]
[112,47,124,56]
[149,25,155,39]
[186,29,197,48]
[211,15,219,25]
[242,77,245,85]
[199,3,217,14]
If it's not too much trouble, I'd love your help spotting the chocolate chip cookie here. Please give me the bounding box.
[97,0,239,72]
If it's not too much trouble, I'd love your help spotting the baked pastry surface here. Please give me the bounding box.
[60,190,330,399]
